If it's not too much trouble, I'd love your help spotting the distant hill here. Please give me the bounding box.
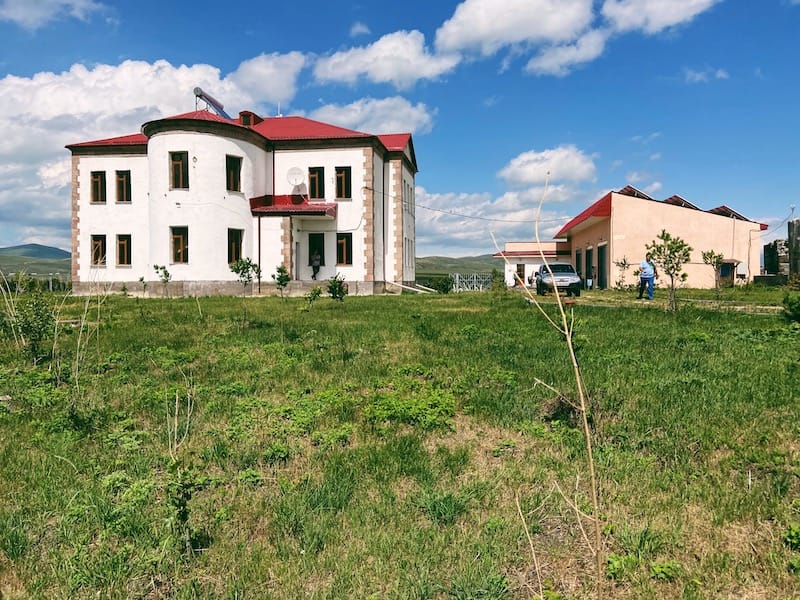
[416,254,499,275]
[0,244,71,277]
[0,244,70,260]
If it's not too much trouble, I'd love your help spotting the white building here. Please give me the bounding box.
[67,107,417,296]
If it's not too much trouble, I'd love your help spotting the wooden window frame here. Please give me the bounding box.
[170,151,189,189]
[227,228,243,264]
[226,155,242,192]
[91,234,106,266]
[90,171,106,203]
[171,226,189,263]
[116,170,131,203]
[308,167,325,200]
[336,233,352,266]
[116,234,131,266]
[335,166,351,200]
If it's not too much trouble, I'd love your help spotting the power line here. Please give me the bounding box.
[415,202,571,224]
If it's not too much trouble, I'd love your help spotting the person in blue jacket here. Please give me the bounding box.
[637,253,658,300]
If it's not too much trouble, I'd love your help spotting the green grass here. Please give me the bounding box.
[0,288,798,598]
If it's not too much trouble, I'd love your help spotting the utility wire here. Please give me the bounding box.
[414,202,571,224]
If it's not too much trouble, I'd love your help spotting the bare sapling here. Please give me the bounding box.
[492,173,604,599]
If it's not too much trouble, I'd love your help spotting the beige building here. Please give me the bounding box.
[496,186,766,289]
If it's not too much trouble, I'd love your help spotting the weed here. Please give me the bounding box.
[783,523,800,550]
[606,553,639,580]
[650,559,682,582]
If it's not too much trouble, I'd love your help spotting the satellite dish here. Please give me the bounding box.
[287,167,304,186]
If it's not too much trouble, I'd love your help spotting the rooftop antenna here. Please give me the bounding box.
[193,87,232,120]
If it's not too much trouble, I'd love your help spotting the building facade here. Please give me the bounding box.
[67,109,417,296]
[496,186,766,289]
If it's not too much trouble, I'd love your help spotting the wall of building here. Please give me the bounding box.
[74,154,150,282]
[610,194,762,287]
[144,131,265,282]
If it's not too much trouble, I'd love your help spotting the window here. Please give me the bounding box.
[170,151,189,189]
[228,228,243,264]
[308,233,325,265]
[91,235,106,266]
[226,155,242,192]
[91,171,106,203]
[171,227,189,263]
[308,167,324,199]
[336,233,352,266]
[116,170,131,203]
[117,234,131,266]
[335,166,351,199]
[516,264,525,284]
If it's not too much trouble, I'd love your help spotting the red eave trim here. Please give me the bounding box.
[555,192,612,237]
[492,250,563,258]
[250,194,337,218]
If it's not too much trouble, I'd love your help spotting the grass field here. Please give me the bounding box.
[0,287,798,599]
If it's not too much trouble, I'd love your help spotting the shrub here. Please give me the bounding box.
[432,275,454,294]
[783,523,800,550]
[327,273,348,302]
[783,292,800,323]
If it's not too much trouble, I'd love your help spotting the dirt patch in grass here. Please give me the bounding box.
[0,551,27,599]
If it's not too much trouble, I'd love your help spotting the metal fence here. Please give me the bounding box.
[450,272,495,292]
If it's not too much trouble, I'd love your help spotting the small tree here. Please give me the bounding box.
[271,265,290,299]
[646,230,692,311]
[613,257,632,290]
[303,286,322,311]
[230,258,261,326]
[153,265,172,298]
[327,274,348,302]
[701,250,724,299]
[230,258,261,297]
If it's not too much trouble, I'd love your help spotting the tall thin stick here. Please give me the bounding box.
[493,175,604,598]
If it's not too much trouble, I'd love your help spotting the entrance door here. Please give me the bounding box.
[597,245,607,289]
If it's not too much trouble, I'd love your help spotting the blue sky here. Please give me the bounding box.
[1,0,798,257]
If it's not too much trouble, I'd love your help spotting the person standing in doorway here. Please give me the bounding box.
[311,251,321,280]
[637,253,658,300]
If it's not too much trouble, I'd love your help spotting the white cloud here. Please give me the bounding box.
[0,0,104,29]
[313,30,460,90]
[0,57,300,248]
[525,28,609,76]
[228,52,307,108]
[310,97,435,135]
[350,21,370,37]
[498,145,597,187]
[435,0,594,56]
[644,181,662,195]
[683,65,729,83]
[414,186,572,256]
[602,0,720,34]
[631,131,661,144]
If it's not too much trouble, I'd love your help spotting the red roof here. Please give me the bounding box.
[251,116,371,141]
[67,110,414,166]
[249,194,337,218]
[378,133,411,151]
[159,110,237,124]
[67,132,148,148]
[555,192,612,238]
